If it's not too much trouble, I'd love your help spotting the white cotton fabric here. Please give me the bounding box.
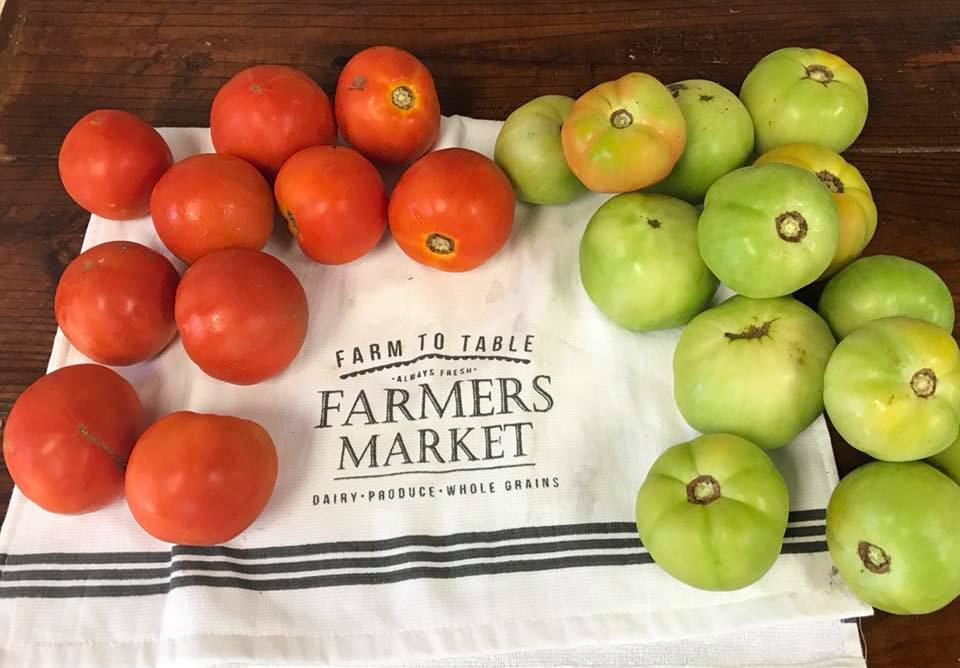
[0,119,869,667]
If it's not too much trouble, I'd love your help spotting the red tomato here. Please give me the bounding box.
[388,148,515,272]
[125,411,278,545]
[59,110,173,220]
[175,249,308,384]
[150,153,275,263]
[3,364,145,514]
[274,146,386,264]
[55,241,180,366]
[210,65,336,179]
[335,46,441,165]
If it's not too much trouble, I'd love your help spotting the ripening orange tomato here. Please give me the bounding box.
[561,72,686,193]
[388,148,515,272]
[335,46,441,164]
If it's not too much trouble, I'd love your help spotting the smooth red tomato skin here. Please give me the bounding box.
[175,249,308,384]
[335,46,441,165]
[150,154,275,263]
[388,148,515,272]
[210,65,336,179]
[55,241,180,366]
[274,146,386,264]
[59,110,173,220]
[125,411,278,545]
[3,364,145,514]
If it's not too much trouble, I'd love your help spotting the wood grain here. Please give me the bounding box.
[0,1,958,664]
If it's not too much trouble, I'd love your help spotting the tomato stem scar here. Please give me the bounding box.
[391,85,415,110]
[816,170,845,193]
[282,209,300,237]
[687,474,721,505]
[426,232,454,255]
[725,318,777,341]
[666,83,687,98]
[910,368,937,398]
[610,108,634,129]
[804,64,835,85]
[775,211,808,242]
[858,541,892,574]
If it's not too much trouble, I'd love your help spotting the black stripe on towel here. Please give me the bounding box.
[0,537,645,581]
[0,510,825,566]
[0,553,655,599]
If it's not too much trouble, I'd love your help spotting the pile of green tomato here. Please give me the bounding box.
[494,47,960,615]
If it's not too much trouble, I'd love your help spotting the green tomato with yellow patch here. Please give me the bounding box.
[673,295,836,450]
[741,47,869,153]
[824,317,960,461]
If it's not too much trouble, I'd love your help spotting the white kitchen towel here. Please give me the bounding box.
[0,117,870,667]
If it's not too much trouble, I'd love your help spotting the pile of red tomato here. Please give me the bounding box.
[3,46,518,546]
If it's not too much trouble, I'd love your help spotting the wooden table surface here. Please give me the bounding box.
[0,0,957,664]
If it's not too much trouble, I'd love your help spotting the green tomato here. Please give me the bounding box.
[636,433,788,591]
[740,47,869,153]
[673,295,836,449]
[645,80,754,204]
[494,95,586,205]
[826,461,960,614]
[927,434,960,485]
[579,193,718,331]
[698,163,840,298]
[818,255,956,339]
[824,317,960,461]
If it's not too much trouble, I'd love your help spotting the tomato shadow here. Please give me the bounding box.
[268,208,298,255]
[226,386,318,519]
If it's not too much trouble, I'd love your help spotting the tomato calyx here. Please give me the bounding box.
[610,108,634,129]
[77,424,127,471]
[686,474,721,505]
[857,540,892,574]
[282,209,300,237]
[391,85,416,110]
[816,170,845,193]
[804,64,835,86]
[666,83,687,98]
[724,318,777,342]
[425,232,455,255]
[910,368,938,398]
[775,211,808,242]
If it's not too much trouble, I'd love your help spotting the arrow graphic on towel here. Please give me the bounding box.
[339,353,532,379]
